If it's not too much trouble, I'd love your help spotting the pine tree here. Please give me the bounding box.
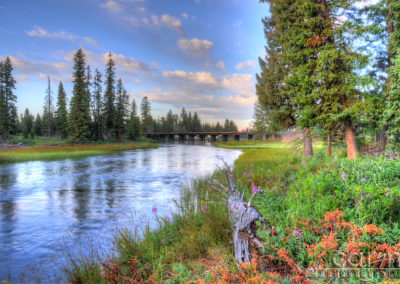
[92,69,103,141]
[381,1,400,144]
[34,114,42,136]
[192,112,202,132]
[56,82,68,138]
[43,76,54,137]
[104,52,116,139]
[0,57,17,141]
[140,96,152,132]
[22,108,34,139]
[114,78,129,141]
[252,102,268,135]
[179,108,188,131]
[128,99,141,140]
[69,49,91,143]
[165,110,175,132]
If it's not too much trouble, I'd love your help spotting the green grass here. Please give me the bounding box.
[0,143,157,164]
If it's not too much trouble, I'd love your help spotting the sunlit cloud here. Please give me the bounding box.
[26,26,76,41]
[236,60,256,70]
[178,38,213,53]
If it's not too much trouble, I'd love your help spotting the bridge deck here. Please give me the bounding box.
[143,131,253,136]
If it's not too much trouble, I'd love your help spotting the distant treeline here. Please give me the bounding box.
[0,49,238,143]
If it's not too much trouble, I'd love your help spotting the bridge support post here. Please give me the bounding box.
[222,135,229,142]
[200,135,206,143]
[210,135,216,143]
[247,134,254,140]
[179,134,185,143]
[168,134,175,143]
[159,134,165,142]
[234,134,240,141]
[189,135,195,143]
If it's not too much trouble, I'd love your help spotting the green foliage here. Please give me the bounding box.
[69,49,92,142]
[114,78,129,141]
[127,99,141,140]
[0,57,17,141]
[56,82,68,138]
[140,96,152,133]
[103,52,116,138]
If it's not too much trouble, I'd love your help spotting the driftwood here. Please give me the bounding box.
[213,169,265,263]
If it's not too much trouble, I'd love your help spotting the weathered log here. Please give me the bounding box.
[214,169,265,263]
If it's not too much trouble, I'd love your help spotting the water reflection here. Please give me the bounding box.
[0,144,241,281]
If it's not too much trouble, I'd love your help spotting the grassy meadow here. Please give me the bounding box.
[65,140,400,283]
[0,142,157,164]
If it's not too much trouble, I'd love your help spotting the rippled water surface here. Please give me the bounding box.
[0,144,241,282]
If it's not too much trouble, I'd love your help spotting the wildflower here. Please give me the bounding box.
[207,183,211,188]
[361,178,366,183]
[161,239,165,244]
[152,207,157,214]
[341,173,347,179]
[238,178,241,182]
[261,168,264,171]
[249,170,253,175]
[165,216,171,222]
[201,206,208,212]
[370,161,373,165]
[334,155,337,160]
[248,179,252,182]
[302,160,306,166]
[251,163,254,167]
[252,185,259,193]
[292,230,303,238]
[310,267,315,273]
[268,169,271,173]
[235,204,239,210]
[243,172,247,176]
[386,191,391,196]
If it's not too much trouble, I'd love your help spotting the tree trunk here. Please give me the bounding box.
[327,132,331,156]
[213,171,265,263]
[345,121,357,159]
[302,128,313,158]
[380,124,388,150]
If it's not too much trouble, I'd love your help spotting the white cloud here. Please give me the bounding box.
[182,13,188,19]
[236,60,256,70]
[151,15,160,25]
[102,52,155,71]
[161,14,182,30]
[83,37,100,46]
[100,0,122,12]
[216,61,225,69]
[162,70,255,98]
[163,70,218,86]
[26,26,76,41]
[178,38,213,53]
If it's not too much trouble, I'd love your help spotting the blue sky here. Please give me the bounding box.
[0,0,268,129]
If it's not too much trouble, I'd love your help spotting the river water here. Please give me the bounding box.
[0,144,242,282]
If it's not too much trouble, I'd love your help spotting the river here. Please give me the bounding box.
[0,144,242,282]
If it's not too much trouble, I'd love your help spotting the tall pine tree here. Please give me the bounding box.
[0,57,17,141]
[92,69,103,141]
[43,76,54,137]
[69,49,92,142]
[114,78,129,141]
[104,52,116,139]
[140,96,152,132]
[56,82,68,138]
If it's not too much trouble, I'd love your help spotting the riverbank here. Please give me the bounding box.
[65,141,400,282]
[0,142,158,164]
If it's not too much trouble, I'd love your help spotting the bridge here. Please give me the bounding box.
[143,131,255,143]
